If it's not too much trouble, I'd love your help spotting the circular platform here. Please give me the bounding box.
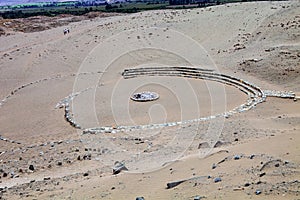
[130,91,159,102]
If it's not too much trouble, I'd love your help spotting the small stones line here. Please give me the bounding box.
[0,135,21,145]
[0,71,103,108]
[0,138,83,158]
[263,90,296,99]
[56,87,93,129]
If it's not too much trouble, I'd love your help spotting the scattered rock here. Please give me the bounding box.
[214,177,222,183]
[260,159,282,171]
[212,163,217,169]
[166,176,206,189]
[244,183,251,187]
[29,165,34,171]
[10,171,15,178]
[198,142,210,149]
[259,172,266,177]
[50,142,55,147]
[166,180,185,189]
[255,189,262,195]
[112,161,128,175]
[194,196,205,200]
[217,157,228,165]
[83,172,89,177]
[213,141,229,148]
[83,153,91,160]
[233,43,246,50]
[284,161,289,164]
[234,155,241,160]
[256,181,262,185]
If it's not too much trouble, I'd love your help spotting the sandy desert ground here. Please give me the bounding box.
[0,1,300,199]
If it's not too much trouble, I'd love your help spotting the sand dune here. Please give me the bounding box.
[0,1,299,199]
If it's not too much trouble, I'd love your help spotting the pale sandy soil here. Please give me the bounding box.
[0,1,299,199]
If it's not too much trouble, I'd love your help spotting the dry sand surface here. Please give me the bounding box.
[0,1,300,199]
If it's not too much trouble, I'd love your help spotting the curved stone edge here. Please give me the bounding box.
[0,71,103,144]
[55,87,93,129]
[263,90,296,99]
[0,71,103,108]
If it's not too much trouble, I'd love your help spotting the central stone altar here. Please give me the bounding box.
[130,91,159,102]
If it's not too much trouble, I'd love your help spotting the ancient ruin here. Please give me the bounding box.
[54,66,295,134]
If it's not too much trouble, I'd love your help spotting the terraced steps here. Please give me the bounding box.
[123,66,265,99]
